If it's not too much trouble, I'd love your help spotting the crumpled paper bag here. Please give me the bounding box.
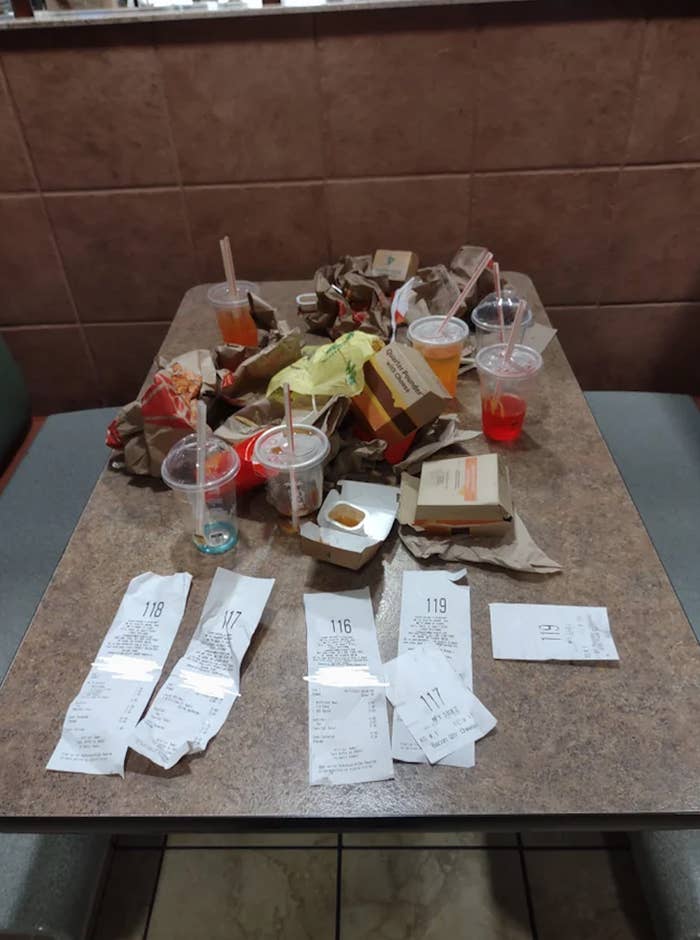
[312,255,392,339]
[394,416,482,472]
[219,330,303,400]
[214,395,349,444]
[267,331,383,402]
[399,511,562,575]
[107,350,217,476]
[324,433,390,486]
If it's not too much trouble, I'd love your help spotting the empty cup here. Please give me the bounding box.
[162,434,241,554]
[253,424,330,518]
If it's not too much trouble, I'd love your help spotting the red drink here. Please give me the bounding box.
[482,393,526,441]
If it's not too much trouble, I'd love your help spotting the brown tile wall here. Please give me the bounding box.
[1,3,699,413]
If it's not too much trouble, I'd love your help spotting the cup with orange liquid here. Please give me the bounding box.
[207,280,260,347]
[407,315,469,397]
[475,344,543,442]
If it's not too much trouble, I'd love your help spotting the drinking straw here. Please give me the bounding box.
[219,235,238,296]
[503,299,527,364]
[195,399,207,540]
[438,249,493,334]
[283,382,300,534]
[492,260,505,342]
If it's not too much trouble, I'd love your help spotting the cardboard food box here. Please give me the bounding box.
[301,481,400,570]
[399,454,513,535]
[351,343,452,446]
[371,249,420,286]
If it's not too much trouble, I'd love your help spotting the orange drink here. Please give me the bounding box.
[475,344,543,443]
[407,315,469,397]
[207,280,260,348]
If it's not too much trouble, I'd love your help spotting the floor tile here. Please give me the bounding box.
[526,849,654,940]
[343,830,517,847]
[342,849,531,939]
[147,848,336,940]
[522,831,628,848]
[91,848,162,940]
[168,831,336,847]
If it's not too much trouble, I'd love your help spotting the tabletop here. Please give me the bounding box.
[0,274,698,834]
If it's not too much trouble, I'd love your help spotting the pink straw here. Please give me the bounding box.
[219,235,238,296]
[503,299,526,364]
[283,382,300,533]
[438,249,493,334]
[492,260,505,342]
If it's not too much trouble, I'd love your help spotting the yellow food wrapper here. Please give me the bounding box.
[266,330,384,401]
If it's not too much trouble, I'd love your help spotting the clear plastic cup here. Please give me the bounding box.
[162,433,241,554]
[207,280,260,348]
[475,344,543,442]
[253,424,330,518]
[407,315,469,396]
[471,290,534,350]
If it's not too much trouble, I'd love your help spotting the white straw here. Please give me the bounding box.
[283,383,300,534]
[503,299,527,364]
[492,260,505,342]
[219,235,238,296]
[438,249,493,333]
[195,399,207,539]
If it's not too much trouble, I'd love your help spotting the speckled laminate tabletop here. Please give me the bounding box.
[0,275,698,832]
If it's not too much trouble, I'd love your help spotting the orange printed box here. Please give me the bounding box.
[351,343,451,446]
[399,454,513,533]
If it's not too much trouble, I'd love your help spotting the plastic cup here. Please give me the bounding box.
[207,280,260,348]
[253,424,330,518]
[475,344,543,442]
[162,433,241,554]
[407,315,469,396]
[471,290,534,351]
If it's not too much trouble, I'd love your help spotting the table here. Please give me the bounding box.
[1,275,698,834]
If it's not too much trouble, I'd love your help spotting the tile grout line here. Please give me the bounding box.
[334,833,343,940]
[149,24,200,279]
[3,158,700,201]
[310,12,335,264]
[0,53,104,405]
[140,843,167,940]
[516,834,540,940]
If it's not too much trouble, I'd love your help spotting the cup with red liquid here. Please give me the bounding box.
[475,344,543,442]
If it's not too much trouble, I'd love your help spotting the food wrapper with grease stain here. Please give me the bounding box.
[107,350,217,477]
[215,395,349,445]
[218,330,303,401]
[267,331,383,403]
[312,255,392,339]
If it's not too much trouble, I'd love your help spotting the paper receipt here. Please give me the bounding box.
[489,604,619,662]
[384,644,496,764]
[304,587,393,786]
[130,568,274,770]
[392,569,475,768]
[47,571,192,776]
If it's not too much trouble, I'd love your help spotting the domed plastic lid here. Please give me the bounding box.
[162,433,240,492]
[471,290,534,332]
[475,343,543,378]
[253,424,330,472]
[207,280,260,308]
[407,315,469,346]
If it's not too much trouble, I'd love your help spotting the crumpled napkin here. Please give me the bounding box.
[399,512,562,575]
